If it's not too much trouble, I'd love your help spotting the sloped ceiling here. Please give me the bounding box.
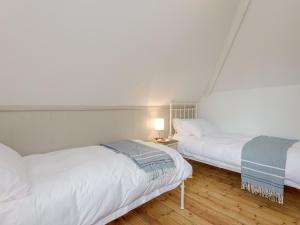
[0,0,240,106]
[213,0,300,92]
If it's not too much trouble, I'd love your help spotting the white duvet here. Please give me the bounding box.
[175,133,300,189]
[0,141,192,225]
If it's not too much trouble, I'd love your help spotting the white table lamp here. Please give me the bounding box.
[154,118,164,140]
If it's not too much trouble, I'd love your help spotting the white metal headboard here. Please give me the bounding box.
[169,102,199,137]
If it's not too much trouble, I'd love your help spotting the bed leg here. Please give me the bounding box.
[180,181,185,210]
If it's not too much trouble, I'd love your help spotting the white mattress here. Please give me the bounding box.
[174,133,300,189]
[0,141,192,225]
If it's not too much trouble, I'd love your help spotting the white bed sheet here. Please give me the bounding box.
[0,141,192,225]
[174,133,300,189]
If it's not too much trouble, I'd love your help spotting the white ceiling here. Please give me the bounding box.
[0,0,240,105]
[214,0,300,92]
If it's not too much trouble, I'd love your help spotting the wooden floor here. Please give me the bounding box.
[108,161,300,225]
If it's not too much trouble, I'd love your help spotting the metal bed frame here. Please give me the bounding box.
[169,102,199,138]
[169,102,199,210]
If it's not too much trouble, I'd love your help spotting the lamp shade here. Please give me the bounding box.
[154,118,165,131]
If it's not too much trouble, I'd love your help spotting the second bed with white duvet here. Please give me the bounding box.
[175,132,300,190]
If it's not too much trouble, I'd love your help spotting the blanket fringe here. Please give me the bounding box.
[241,182,283,204]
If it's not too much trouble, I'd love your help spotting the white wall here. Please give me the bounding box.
[200,85,300,139]
[0,0,240,106]
[200,0,300,139]
[0,0,242,153]
[0,106,170,155]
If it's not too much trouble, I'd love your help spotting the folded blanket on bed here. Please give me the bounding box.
[101,140,176,181]
[241,135,298,204]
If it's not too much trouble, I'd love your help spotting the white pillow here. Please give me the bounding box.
[173,118,191,136]
[0,143,31,202]
[175,119,217,137]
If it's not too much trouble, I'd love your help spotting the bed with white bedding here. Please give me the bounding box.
[0,141,192,225]
[174,132,300,190]
[169,102,300,191]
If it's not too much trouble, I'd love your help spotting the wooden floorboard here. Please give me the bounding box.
[108,161,300,225]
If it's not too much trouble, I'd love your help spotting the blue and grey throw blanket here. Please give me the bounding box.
[241,136,298,204]
[101,140,176,181]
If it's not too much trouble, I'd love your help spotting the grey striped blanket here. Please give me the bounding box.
[101,140,176,181]
[241,136,298,204]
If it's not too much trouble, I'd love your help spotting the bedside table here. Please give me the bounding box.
[154,139,178,151]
